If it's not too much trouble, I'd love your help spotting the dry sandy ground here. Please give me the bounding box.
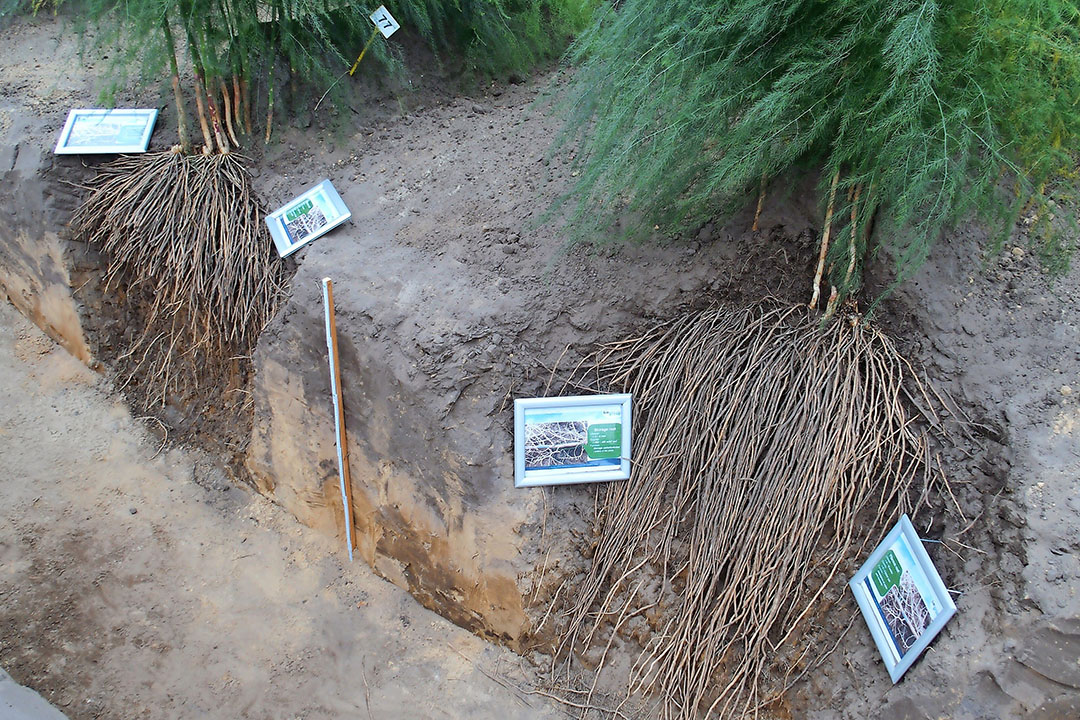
[0,301,560,719]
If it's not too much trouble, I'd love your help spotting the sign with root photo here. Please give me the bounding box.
[514,394,631,487]
[850,514,956,682]
[265,179,351,257]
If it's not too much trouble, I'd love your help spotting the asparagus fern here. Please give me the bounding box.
[557,0,1080,301]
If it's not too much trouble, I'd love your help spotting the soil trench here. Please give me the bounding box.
[0,301,562,718]
[0,12,1078,720]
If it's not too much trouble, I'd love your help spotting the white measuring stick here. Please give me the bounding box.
[322,277,355,561]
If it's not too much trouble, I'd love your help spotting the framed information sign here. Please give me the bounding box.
[514,394,632,488]
[54,108,158,154]
[265,179,351,257]
[850,514,957,683]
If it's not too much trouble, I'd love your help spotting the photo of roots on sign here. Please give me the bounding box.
[514,394,631,488]
[54,108,158,154]
[266,179,351,257]
[851,514,956,682]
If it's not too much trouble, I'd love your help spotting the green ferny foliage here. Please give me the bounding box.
[388,0,595,77]
[0,0,64,17]
[556,0,1080,303]
[6,0,594,148]
[66,0,594,109]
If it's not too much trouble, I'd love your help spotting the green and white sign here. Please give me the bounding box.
[871,550,903,596]
[514,394,632,488]
[584,423,622,459]
[285,200,314,222]
[850,515,956,683]
[265,179,352,258]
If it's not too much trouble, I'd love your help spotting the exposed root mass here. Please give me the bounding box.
[556,304,934,719]
[72,151,289,404]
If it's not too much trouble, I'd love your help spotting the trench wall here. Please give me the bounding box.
[0,118,91,365]
[245,296,547,648]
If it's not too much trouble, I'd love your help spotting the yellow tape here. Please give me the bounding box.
[349,27,381,76]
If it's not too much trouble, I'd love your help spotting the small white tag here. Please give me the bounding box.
[370,5,400,38]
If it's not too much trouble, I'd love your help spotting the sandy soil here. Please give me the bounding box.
[0,301,560,719]
[1,10,1079,720]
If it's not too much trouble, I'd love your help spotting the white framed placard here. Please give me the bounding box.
[54,108,158,154]
[369,5,400,38]
[265,179,351,257]
[514,394,631,488]
[849,514,957,683]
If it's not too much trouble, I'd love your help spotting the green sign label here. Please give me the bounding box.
[584,423,621,459]
[286,199,313,221]
[872,550,903,595]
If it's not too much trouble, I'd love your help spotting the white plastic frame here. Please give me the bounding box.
[54,108,158,154]
[849,514,957,683]
[514,394,632,488]
[265,179,351,258]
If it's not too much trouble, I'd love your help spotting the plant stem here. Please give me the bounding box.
[204,78,230,154]
[161,15,191,154]
[265,68,275,144]
[240,77,253,135]
[232,74,242,133]
[181,16,214,153]
[845,183,861,285]
[826,182,861,318]
[192,77,214,154]
[752,170,767,232]
[810,170,840,310]
[220,78,240,147]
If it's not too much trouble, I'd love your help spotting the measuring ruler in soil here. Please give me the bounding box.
[322,277,356,561]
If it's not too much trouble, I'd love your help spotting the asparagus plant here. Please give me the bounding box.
[556,0,1080,307]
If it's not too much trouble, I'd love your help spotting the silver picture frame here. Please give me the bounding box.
[265,179,352,258]
[849,514,957,683]
[514,394,632,488]
[54,108,159,154]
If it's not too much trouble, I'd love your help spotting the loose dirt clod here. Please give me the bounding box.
[555,304,937,719]
[71,151,289,404]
